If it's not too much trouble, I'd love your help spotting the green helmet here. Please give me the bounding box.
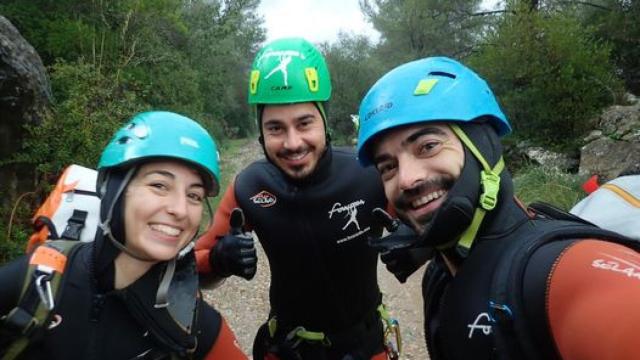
[248,37,331,104]
[98,111,221,196]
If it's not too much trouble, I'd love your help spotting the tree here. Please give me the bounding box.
[320,33,387,144]
[360,0,484,66]
[469,2,623,148]
[574,0,640,94]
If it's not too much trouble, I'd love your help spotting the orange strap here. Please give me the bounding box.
[548,239,640,360]
[29,245,68,273]
[601,183,640,208]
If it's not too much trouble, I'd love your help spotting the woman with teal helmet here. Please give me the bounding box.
[0,111,247,359]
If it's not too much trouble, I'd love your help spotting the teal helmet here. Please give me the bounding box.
[357,57,511,166]
[98,111,221,196]
[248,37,331,105]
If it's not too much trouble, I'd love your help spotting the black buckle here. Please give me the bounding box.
[61,210,88,240]
[2,307,38,336]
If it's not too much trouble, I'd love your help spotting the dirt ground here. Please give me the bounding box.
[202,140,429,359]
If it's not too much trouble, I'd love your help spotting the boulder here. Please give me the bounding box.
[597,102,640,142]
[0,15,51,204]
[579,137,640,180]
[578,100,640,180]
[524,146,579,172]
[507,141,579,172]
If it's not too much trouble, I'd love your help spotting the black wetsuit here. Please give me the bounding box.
[198,146,388,358]
[0,243,222,359]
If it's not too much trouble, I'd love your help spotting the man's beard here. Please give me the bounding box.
[394,174,456,234]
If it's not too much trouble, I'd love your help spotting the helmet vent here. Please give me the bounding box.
[117,136,131,144]
[428,71,456,79]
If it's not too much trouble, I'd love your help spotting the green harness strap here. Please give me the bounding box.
[1,240,79,360]
[443,124,505,257]
[377,304,402,359]
[266,304,402,358]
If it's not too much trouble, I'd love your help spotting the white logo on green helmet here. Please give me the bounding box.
[258,50,305,87]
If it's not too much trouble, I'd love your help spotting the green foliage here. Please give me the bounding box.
[0,0,265,261]
[573,0,640,94]
[468,3,623,148]
[513,164,586,210]
[320,33,387,145]
[0,196,31,265]
[361,0,484,65]
[16,60,147,176]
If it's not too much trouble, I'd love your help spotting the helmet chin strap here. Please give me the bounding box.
[99,167,156,263]
[443,124,505,257]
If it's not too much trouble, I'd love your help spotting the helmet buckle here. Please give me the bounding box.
[305,67,319,92]
[480,170,500,210]
[250,70,260,95]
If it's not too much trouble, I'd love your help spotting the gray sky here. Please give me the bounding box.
[257,0,501,44]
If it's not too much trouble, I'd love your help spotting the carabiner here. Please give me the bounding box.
[35,274,55,310]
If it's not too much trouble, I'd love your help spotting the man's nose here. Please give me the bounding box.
[284,128,304,150]
[397,155,424,191]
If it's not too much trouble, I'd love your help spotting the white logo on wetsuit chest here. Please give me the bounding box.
[467,312,493,338]
[328,200,370,244]
[329,200,364,231]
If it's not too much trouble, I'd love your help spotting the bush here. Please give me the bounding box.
[513,165,585,211]
[469,4,623,150]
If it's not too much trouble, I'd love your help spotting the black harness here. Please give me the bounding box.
[424,204,639,360]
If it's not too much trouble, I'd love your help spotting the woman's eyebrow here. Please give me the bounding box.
[143,170,204,188]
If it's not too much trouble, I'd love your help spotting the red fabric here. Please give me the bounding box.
[371,351,389,360]
[203,318,248,359]
[548,240,640,360]
[582,175,600,194]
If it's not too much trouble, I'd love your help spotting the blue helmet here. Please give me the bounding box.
[98,111,221,196]
[357,57,511,166]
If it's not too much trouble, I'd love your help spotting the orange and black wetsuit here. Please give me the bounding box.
[0,243,247,359]
[196,147,389,360]
[422,196,640,360]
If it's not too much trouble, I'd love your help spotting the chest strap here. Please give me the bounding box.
[1,240,80,360]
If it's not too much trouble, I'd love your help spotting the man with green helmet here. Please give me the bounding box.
[357,57,640,360]
[196,38,393,360]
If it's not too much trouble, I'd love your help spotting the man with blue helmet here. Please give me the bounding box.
[357,57,640,360]
[0,111,246,359]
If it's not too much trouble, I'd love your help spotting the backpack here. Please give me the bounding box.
[26,164,100,253]
[570,175,640,240]
[423,202,640,360]
[1,165,99,359]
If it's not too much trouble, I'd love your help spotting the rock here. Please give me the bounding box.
[597,102,640,141]
[0,15,51,206]
[579,101,640,180]
[583,130,602,143]
[516,145,579,172]
[579,137,640,180]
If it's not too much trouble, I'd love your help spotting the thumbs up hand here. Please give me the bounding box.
[209,208,257,280]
